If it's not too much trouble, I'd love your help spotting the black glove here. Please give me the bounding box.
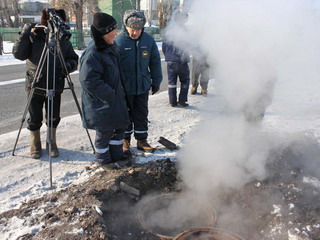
[151,85,160,95]
[20,23,36,37]
[65,62,72,74]
[61,62,72,77]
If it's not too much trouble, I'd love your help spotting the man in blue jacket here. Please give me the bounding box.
[162,40,190,107]
[115,10,162,155]
[162,12,190,107]
[79,12,129,165]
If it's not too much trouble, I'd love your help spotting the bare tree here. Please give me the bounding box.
[157,0,173,29]
[0,0,14,27]
[12,0,20,27]
[136,0,141,10]
[72,0,86,49]
[51,0,99,49]
[85,0,99,25]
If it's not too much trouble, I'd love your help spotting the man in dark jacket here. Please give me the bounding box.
[79,12,129,165]
[162,12,190,107]
[115,10,162,155]
[12,9,78,159]
[162,40,190,107]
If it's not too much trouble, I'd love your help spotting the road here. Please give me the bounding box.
[0,64,83,135]
[0,61,170,135]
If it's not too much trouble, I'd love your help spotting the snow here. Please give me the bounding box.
[303,176,320,189]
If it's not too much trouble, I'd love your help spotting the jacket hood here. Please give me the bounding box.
[91,25,113,51]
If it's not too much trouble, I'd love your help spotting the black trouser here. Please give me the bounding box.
[95,128,125,164]
[27,92,61,131]
[125,92,149,140]
[167,61,190,104]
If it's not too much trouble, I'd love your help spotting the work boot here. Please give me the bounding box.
[47,127,59,158]
[171,103,177,107]
[190,87,197,95]
[137,139,155,153]
[123,139,131,158]
[178,101,189,107]
[201,89,208,96]
[30,130,41,159]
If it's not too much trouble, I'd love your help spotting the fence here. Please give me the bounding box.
[0,27,162,55]
[0,28,91,54]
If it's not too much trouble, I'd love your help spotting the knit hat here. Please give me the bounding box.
[92,12,117,35]
[123,10,146,30]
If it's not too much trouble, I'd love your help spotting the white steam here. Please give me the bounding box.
[166,0,320,117]
[178,116,273,196]
[163,0,320,195]
[140,0,320,237]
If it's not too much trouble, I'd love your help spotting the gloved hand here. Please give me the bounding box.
[20,23,36,37]
[65,62,72,74]
[61,62,72,77]
[151,85,160,95]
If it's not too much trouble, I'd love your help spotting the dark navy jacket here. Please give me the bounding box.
[79,40,129,131]
[115,26,162,95]
[162,40,190,63]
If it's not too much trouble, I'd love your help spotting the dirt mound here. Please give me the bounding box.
[1,156,320,240]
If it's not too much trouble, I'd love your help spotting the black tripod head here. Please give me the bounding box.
[46,8,71,42]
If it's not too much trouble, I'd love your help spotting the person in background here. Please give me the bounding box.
[79,12,129,166]
[191,55,210,96]
[162,12,190,107]
[12,9,78,159]
[115,10,162,155]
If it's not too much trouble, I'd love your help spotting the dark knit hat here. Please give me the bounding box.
[92,12,117,35]
[123,10,146,30]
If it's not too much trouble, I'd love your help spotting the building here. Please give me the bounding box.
[18,0,49,23]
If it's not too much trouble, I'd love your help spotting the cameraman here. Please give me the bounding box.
[13,9,78,159]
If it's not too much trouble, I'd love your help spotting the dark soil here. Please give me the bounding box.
[1,153,320,240]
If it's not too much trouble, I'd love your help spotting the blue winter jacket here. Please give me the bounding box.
[79,41,129,131]
[115,26,162,95]
[162,40,190,63]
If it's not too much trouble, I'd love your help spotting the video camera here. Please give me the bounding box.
[46,8,71,42]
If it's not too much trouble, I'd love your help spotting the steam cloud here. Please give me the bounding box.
[164,0,320,196]
[158,0,320,236]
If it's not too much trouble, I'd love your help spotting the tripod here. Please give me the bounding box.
[12,19,95,188]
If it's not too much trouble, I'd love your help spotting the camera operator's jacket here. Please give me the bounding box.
[114,26,162,95]
[12,23,79,92]
[79,37,129,131]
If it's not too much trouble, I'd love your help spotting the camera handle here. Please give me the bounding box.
[12,26,95,189]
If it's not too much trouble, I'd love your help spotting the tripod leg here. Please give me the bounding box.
[68,78,95,154]
[47,95,54,189]
[46,40,56,189]
[12,88,36,156]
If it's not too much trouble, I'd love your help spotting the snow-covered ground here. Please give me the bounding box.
[2,34,320,239]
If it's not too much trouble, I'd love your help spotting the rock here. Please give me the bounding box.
[119,182,140,196]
